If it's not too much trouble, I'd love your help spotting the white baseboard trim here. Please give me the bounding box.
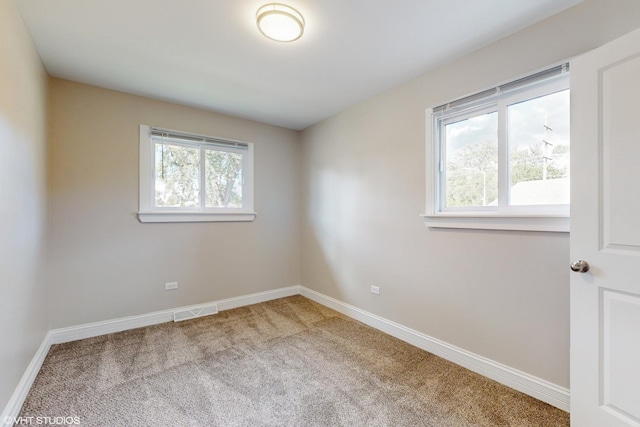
[50,285,302,345]
[2,286,301,426]
[3,284,569,426]
[299,286,570,412]
[1,332,52,427]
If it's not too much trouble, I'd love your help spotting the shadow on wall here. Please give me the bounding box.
[302,167,367,302]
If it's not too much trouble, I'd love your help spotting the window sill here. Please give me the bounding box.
[421,213,569,232]
[138,211,257,223]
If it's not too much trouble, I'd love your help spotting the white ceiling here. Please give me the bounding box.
[17,0,582,130]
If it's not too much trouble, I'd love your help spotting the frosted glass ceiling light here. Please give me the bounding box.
[256,3,305,42]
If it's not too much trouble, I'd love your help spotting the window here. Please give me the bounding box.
[424,64,570,232]
[138,125,255,222]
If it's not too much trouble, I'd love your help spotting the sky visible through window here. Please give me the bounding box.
[444,89,570,207]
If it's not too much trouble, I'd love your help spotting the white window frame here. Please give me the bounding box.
[138,125,256,223]
[423,65,570,232]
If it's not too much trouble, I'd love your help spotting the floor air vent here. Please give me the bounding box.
[173,304,218,322]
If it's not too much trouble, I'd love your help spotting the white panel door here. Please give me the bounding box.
[571,27,640,426]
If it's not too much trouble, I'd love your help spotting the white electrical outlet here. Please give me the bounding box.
[165,282,178,291]
[371,286,380,295]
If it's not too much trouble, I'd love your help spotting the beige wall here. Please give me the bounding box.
[300,0,640,389]
[7,0,640,408]
[0,0,49,409]
[47,79,300,328]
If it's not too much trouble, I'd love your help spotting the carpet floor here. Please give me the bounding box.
[19,296,569,426]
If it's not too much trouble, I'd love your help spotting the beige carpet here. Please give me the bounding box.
[19,296,569,426]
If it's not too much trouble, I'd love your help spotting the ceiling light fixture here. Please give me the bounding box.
[256,3,305,42]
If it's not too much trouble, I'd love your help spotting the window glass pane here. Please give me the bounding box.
[508,89,570,205]
[154,143,200,207]
[444,112,499,207]
[205,149,243,208]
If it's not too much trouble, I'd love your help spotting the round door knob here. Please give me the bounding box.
[570,260,590,273]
